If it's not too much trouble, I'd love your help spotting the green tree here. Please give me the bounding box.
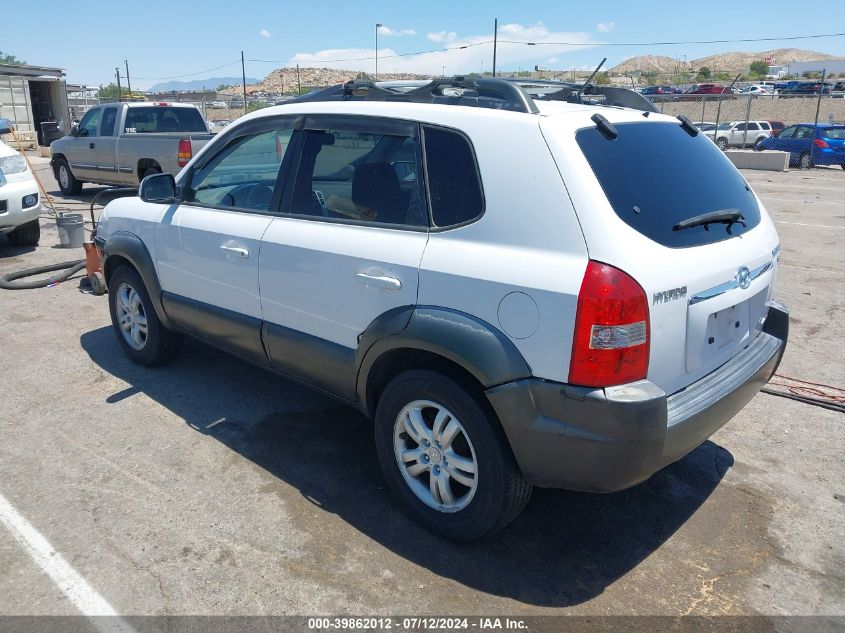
[749,60,769,76]
[594,72,611,85]
[216,84,231,91]
[97,83,122,99]
[0,51,26,64]
[696,66,711,80]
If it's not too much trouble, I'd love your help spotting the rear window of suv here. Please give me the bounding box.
[576,121,761,248]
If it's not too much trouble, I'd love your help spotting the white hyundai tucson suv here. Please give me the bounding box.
[95,78,788,541]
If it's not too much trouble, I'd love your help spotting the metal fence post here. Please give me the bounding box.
[742,94,753,148]
[814,68,826,127]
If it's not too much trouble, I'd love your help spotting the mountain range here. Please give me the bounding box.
[148,77,259,92]
[608,48,844,75]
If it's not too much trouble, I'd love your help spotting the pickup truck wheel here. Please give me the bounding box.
[716,138,728,151]
[799,152,812,169]
[55,159,83,195]
[107,266,182,366]
[140,167,161,181]
[374,369,531,541]
[7,219,40,246]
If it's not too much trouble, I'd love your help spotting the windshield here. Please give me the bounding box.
[717,122,734,130]
[576,121,761,248]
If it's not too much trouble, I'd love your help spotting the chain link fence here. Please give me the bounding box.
[650,93,845,168]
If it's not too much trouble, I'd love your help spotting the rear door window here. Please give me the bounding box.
[822,127,845,140]
[287,118,426,228]
[576,121,761,248]
[100,107,118,136]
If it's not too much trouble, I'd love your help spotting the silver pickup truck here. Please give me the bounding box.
[50,102,214,194]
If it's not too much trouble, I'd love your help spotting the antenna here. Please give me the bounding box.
[575,57,607,101]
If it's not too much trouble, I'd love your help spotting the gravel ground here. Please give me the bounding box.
[0,158,842,623]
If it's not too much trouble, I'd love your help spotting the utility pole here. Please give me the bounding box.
[814,68,827,126]
[241,51,247,111]
[492,18,498,77]
[115,68,122,101]
[124,59,131,94]
[296,64,301,95]
[375,23,382,80]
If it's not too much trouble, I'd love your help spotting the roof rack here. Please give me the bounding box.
[290,75,656,114]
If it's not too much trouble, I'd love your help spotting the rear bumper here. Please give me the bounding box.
[486,300,788,491]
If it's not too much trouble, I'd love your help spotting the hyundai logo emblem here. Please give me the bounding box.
[736,266,751,290]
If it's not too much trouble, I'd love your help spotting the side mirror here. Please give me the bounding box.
[70,124,79,136]
[140,173,178,203]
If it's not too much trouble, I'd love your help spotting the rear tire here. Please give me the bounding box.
[7,219,40,246]
[140,166,161,183]
[374,369,532,541]
[799,152,812,169]
[716,138,728,151]
[107,265,182,366]
[55,158,83,195]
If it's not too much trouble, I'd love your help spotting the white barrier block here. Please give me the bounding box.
[724,149,789,171]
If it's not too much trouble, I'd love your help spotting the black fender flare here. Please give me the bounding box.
[102,231,171,329]
[355,306,532,416]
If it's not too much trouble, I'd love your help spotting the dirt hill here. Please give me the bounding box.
[225,67,434,95]
[610,48,844,75]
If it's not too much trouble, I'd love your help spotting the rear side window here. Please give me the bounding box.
[576,121,761,248]
[124,107,207,133]
[101,107,117,136]
[423,126,484,228]
[822,127,845,139]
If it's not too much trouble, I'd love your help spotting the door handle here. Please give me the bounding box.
[89,142,95,149]
[355,272,401,291]
[220,244,249,258]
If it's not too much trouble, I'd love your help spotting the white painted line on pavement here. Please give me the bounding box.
[0,491,136,632]
[773,221,845,229]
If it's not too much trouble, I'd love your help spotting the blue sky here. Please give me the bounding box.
[6,0,845,89]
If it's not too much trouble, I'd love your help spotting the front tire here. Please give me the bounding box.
[55,158,83,195]
[374,369,531,541]
[7,219,40,246]
[716,138,728,151]
[107,265,182,366]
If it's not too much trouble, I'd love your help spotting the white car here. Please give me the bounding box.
[740,85,772,95]
[0,137,41,246]
[95,79,788,541]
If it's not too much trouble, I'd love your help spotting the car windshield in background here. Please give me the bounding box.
[124,107,207,133]
[576,121,761,248]
[822,127,845,139]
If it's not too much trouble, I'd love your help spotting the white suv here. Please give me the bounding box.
[708,120,773,150]
[95,79,788,541]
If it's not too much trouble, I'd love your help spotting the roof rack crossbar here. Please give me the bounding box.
[291,76,656,114]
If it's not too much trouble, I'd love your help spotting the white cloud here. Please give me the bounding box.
[427,31,458,43]
[260,29,271,38]
[547,57,560,64]
[596,22,615,33]
[377,25,416,36]
[292,23,596,76]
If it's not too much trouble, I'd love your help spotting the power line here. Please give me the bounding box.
[498,31,845,47]
[131,60,241,81]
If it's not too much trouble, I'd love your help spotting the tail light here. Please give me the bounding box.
[569,261,650,388]
[177,138,192,167]
[813,138,829,149]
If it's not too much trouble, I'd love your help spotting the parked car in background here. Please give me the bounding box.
[0,136,41,246]
[695,121,717,132]
[767,121,786,136]
[50,102,214,194]
[683,84,733,100]
[757,123,845,169]
[778,81,832,95]
[705,120,772,150]
[740,85,772,95]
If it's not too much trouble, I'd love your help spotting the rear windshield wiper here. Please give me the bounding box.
[673,209,746,232]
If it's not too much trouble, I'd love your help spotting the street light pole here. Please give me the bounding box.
[375,23,382,80]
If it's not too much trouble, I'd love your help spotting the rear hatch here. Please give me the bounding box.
[541,112,781,395]
[818,126,845,160]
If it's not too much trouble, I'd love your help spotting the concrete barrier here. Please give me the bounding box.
[724,149,789,171]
